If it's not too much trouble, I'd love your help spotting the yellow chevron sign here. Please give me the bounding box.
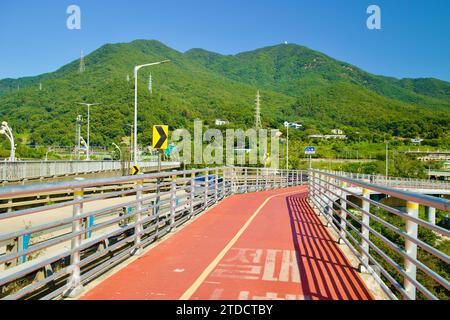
[131,165,141,175]
[152,125,169,150]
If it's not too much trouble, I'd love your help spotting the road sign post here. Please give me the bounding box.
[305,146,316,170]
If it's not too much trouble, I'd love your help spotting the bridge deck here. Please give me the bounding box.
[80,187,373,300]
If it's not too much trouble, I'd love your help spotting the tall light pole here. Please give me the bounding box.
[0,121,15,161]
[76,103,100,161]
[133,60,170,164]
[283,121,302,170]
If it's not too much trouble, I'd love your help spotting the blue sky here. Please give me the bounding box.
[0,0,449,81]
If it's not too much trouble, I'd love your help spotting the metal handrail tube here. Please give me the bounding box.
[0,194,146,242]
[0,167,221,199]
[314,184,450,292]
[309,194,403,299]
[309,171,449,299]
[0,186,141,221]
[313,174,450,237]
[3,266,70,300]
[313,170,450,211]
[309,189,435,299]
[323,184,450,265]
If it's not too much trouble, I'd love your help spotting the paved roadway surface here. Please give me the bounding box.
[80,186,373,300]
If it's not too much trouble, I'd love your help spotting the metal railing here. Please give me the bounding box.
[308,170,450,300]
[331,171,450,190]
[0,166,307,300]
[0,160,180,182]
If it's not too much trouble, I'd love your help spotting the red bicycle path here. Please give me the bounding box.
[80,186,373,300]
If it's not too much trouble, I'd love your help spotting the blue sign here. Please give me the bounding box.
[305,146,316,155]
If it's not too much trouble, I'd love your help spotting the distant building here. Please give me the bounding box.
[290,123,302,129]
[331,129,344,135]
[308,134,347,140]
[284,121,302,129]
[215,119,229,126]
[411,138,424,144]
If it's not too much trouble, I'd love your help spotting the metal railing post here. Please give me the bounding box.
[360,188,371,273]
[189,172,195,218]
[170,175,177,231]
[265,168,268,190]
[256,168,260,191]
[405,201,419,300]
[214,168,219,203]
[244,168,248,193]
[339,182,348,244]
[204,169,209,208]
[308,170,313,204]
[63,183,84,298]
[133,179,144,255]
[325,175,332,227]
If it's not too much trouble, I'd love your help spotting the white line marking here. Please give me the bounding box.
[179,189,302,300]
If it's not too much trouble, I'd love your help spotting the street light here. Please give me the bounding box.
[112,142,122,161]
[133,60,170,164]
[80,136,88,158]
[283,121,302,170]
[0,121,15,161]
[76,102,100,161]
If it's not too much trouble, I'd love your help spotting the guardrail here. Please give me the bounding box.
[308,170,450,300]
[0,161,180,182]
[0,166,307,300]
[331,171,450,190]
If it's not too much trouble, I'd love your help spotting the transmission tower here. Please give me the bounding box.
[79,50,86,73]
[255,90,262,130]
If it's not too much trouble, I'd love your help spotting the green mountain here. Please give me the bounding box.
[0,40,448,147]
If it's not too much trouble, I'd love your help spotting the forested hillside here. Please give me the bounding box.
[0,40,448,148]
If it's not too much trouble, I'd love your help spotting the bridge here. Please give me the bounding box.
[0,160,180,183]
[0,167,448,300]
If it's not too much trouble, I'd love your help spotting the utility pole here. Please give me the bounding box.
[75,115,82,160]
[133,60,170,165]
[255,90,262,130]
[386,142,389,177]
[76,103,100,161]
